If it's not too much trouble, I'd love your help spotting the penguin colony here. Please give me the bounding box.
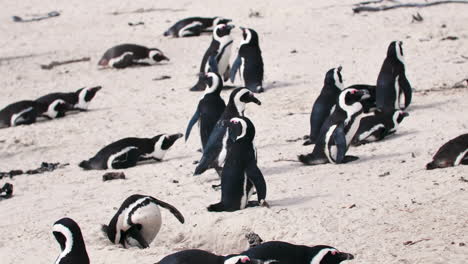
[0,11,466,264]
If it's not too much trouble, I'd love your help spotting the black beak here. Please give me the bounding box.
[247,92,261,105]
[90,86,102,93]
[338,252,355,261]
[169,133,183,141]
[226,24,235,30]
[160,54,170,61]
[337,65,342,73]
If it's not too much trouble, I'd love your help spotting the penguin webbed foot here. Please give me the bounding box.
[342,155,359,163]
[211,183,221,190]
[101,224,109,235]
[303,139,314,146]
[298,154,326,166]
[207,202,226,212]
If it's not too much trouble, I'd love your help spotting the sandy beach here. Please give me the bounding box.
[0,0,467,263]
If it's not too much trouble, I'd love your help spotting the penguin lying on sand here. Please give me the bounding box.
[426,133,468,170]
[102,194,184,248]
[98,44,169,69]
[79,133,183,170]
[53,217,90,264]
[36,86,101,112]
[156,249,266,264]
[0,100,70,128]
[164,16,232,37]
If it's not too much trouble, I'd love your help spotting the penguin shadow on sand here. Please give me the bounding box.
[135,154,193,167]
[408,100,446,111]
[268,194,329,207]
[261,163,299,177]
[264,80,300,91]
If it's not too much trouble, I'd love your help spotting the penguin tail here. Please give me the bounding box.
[79,160,92,170]
[98,58,108,66]
[190,77,206,92]
[426,161,437,170]
[163,30,171,37]
[101,224,108,235]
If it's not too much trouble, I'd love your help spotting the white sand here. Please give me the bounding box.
[0,0,467,263]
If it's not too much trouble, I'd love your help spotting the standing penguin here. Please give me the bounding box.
[102,194,184,248]
[426,133,468,170]
[190,24,235,91]
[185,72,226,150]
[376,41,412,111]
[208,117,268,212]
[242,241,354,264]
[194,88,261,175]
[36,86,102,112]
[298,88,370,165]
[352,109,409,146]
[53,217,90,264]
[156,249,264,264]
[304,66,345,146]
[230,27,264,93]
[98,44,169,69]
[79,133,183,170]
[164,17,232,37]
[0,100,69,128]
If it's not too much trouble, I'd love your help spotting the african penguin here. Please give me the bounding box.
[298,88,370,165]
[426,133,468,170]
[156,249,264,264]
[36,86,102,112]
[0,100,68,128]
[376,41,412,111]
[102,194,184,248]
[242,241,354,264]
[190,24,234,91]
[230,27,264,93]
[208,116,268,212]
[79,133,183,170]
[164,17,232,37]
[304,66,344,146]
[98,44,169,69]
[185,72,226,150]
[346,84,377,113]
[194,88,261,176]
[53,217,90,264]
[352,109,409,146]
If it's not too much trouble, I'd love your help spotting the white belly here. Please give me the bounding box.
[346,115,363,147]
[217,43,232,76]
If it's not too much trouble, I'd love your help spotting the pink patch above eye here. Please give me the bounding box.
[331,250,338,255]
[241,257,250,263]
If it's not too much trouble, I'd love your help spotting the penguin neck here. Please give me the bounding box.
[226,101,244,117]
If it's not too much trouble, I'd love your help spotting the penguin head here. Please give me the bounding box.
[75,86,102,110]
[214,24,235,40]
[309,245,354,264]
[150,133,183,159]
[213,17,232,27]
[202,72,223,94]
[228,117,255,142]
[44,99,71,118]
[387,41,404,64]
[324,66,344,90]
[53,217,89,264]
[230,88,262,114]
[337,88,370,115]
[224,255,263,264]
[149,48,170,62]
[239,27,259,47]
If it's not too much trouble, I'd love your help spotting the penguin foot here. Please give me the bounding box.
[298,154,327,165]
[343,155,359,163]
[207,202,226,212]
[303,139,314,146]
[211,184,221,190]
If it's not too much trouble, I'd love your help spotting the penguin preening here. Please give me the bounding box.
[426,133,468,170]
[190,24,235,91]
[230,27,264,93]
[346,84,377,113]
[36,86,102,112]
[53,217,90,264]
[304,66,344,146]
[156,249,265,264]
[208,116,269,212]
[102,194,184,248]
[164,16,232,37]
[79,133,183,170]
[0,100,70,128]
[241,241,354,264]
[298,88,370,165]
[185,72,226,150]
[376,41,412,112]
[352,109,409,146]
[98,44,169,69]
[194,88,261,176]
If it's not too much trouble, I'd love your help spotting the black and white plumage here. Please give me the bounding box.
[164,17,232,38]
[304,66,344,146]
[190,24,235,91]
[298,88,370,165]
[36,86,102,112]
[346,84,376,113]
[0,100,69,128]
[79,133,183,170]
[185,72,226,150]
[156,249,264,264]
[230,27,264,93]
[98,44,169,69]
[102,194,184,249]
[376,41,412,112]
[426,133,468,170]
[242,241,354,264]
[208,117,268,212]
[194,88,261,175]
[53,217,90,264]
[352,109,408,146]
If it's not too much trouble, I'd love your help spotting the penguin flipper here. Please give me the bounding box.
[194,124,227,175]
[208,55,219,74]
[245,162,267,202]
[332,124,347,164]
[230,55,242,83]
[111,148,140,169]
[185,108,200,141]
[112,53,134,69]
[149,197,185,223]
[125,225,149,249]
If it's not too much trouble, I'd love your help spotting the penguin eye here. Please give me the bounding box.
[241,257,250,263]
[331,250,338,255]
[350,89,356,94]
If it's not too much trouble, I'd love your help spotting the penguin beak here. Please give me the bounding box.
[337,252,355,261]
[160,54,170,61]
[246,92,262,105]
[90,86,102,93]
[226,24,235,30]
[169,133,183,141]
